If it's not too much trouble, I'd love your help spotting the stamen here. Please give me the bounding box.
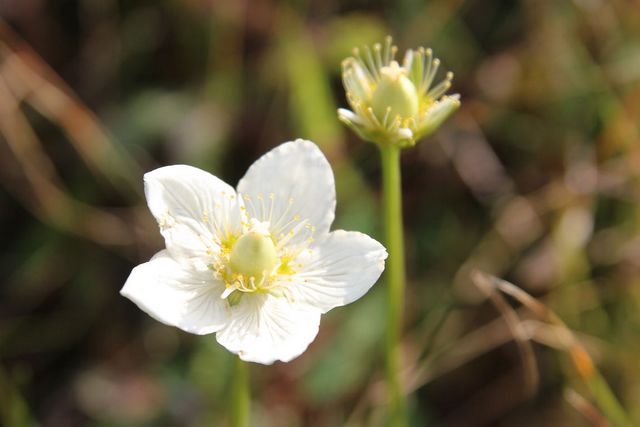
[383,106,395,128]
[268,193,275,223]
[364,45,379,80]
[275,218,309,250]
[418,48,431,93]
[410,50,419,92]
[383,35,393,64]
[424,57,440,93]
[374,43,383,70]
[367,107,383,127]
[270,197,295,233]
[427,73,453,100]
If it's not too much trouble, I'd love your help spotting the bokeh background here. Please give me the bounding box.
[1,0,640,426]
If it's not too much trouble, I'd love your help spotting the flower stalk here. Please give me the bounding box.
[338,37,459,425]
[381,144,407,427]
[231,357,250,427]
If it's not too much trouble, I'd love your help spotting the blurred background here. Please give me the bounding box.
[1,0,640,426]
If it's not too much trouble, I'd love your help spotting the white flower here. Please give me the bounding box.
[121,140,387,364]
[338,36,460,147]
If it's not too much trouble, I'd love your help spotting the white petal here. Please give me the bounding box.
[144,165,242,269]
[415,95,460,139]
[121,250,228,335]
[216,294,321,364]
[237,140,335,246]
[337,108,364,125]
[342,58,374,102]
[397,127,414,140]
[288,230,387,313]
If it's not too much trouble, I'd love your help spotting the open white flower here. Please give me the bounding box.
[121,140,387,364]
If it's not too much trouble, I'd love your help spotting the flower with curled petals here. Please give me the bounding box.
[338,36,460,147]
[121,140,387,364]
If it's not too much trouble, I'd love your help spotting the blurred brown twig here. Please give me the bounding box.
[0,19,152,248]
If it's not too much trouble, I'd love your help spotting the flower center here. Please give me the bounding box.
[370,60,419,121]
[216,218,297,304]
[229,230,277,281]
[214,207,316,305]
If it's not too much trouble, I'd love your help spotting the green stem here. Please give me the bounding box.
[586,371,633,427]
[380,144,407,427]
[231,357,250,427]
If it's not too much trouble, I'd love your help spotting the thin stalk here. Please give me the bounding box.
[231,357,250,427]
[380,144,407,427]
[577,352,633,427]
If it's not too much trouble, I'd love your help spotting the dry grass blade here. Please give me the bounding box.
[410,314,518,389]
[0,19,141,198]
[471,269,540,396]
[471,270,633,427]
[0,73,134,246]
[565,388,612,427]
[345,308,541,427]
[344,308,519,427]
